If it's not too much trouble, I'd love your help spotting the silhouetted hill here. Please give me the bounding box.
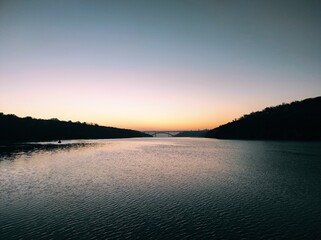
[206,96,321,141]
[0,113,151,143]
[174,130,208,137]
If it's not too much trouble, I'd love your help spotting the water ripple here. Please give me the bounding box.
[1,138,321,239]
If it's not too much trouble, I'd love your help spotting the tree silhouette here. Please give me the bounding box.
[206,96,321,140]
[0,114,151,143]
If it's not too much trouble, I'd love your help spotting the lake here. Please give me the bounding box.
[1,138,321,239]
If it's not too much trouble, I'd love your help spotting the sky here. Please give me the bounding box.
[0,0,321,131]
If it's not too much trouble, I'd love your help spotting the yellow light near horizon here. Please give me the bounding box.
[1,67,293,132]
[94,111,234,131]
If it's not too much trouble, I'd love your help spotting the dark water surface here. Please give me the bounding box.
[1,138,321,239]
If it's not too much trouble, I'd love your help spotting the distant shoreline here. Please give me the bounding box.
[206,96,321,141]
[0,113,151,143]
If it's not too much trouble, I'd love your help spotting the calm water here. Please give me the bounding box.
[1,138,321,240]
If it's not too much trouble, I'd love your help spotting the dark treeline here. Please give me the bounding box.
[206,96,321,141]
[174,130,208,137]
[0,113,150,143]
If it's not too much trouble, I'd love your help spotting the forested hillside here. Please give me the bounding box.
[206,97,321,140]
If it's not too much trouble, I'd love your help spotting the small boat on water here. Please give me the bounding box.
[58,140,61,144]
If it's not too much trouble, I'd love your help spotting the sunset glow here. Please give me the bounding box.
[1,0,320,131]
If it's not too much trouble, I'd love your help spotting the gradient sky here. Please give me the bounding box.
[1,0,321,130]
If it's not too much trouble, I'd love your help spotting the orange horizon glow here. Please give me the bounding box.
[0,68,276,132]
[1,1,321,130]
[0,109,231,132]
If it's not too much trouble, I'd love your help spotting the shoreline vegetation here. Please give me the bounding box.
[174,130,208,138]
[0,113,151,143]
[206,96,321,141]
[1,96,320,143]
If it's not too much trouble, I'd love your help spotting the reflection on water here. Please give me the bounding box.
[0,142,95,160]
[1,138,321,239]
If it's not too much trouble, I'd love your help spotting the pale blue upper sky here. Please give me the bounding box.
[1,0,321,130]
